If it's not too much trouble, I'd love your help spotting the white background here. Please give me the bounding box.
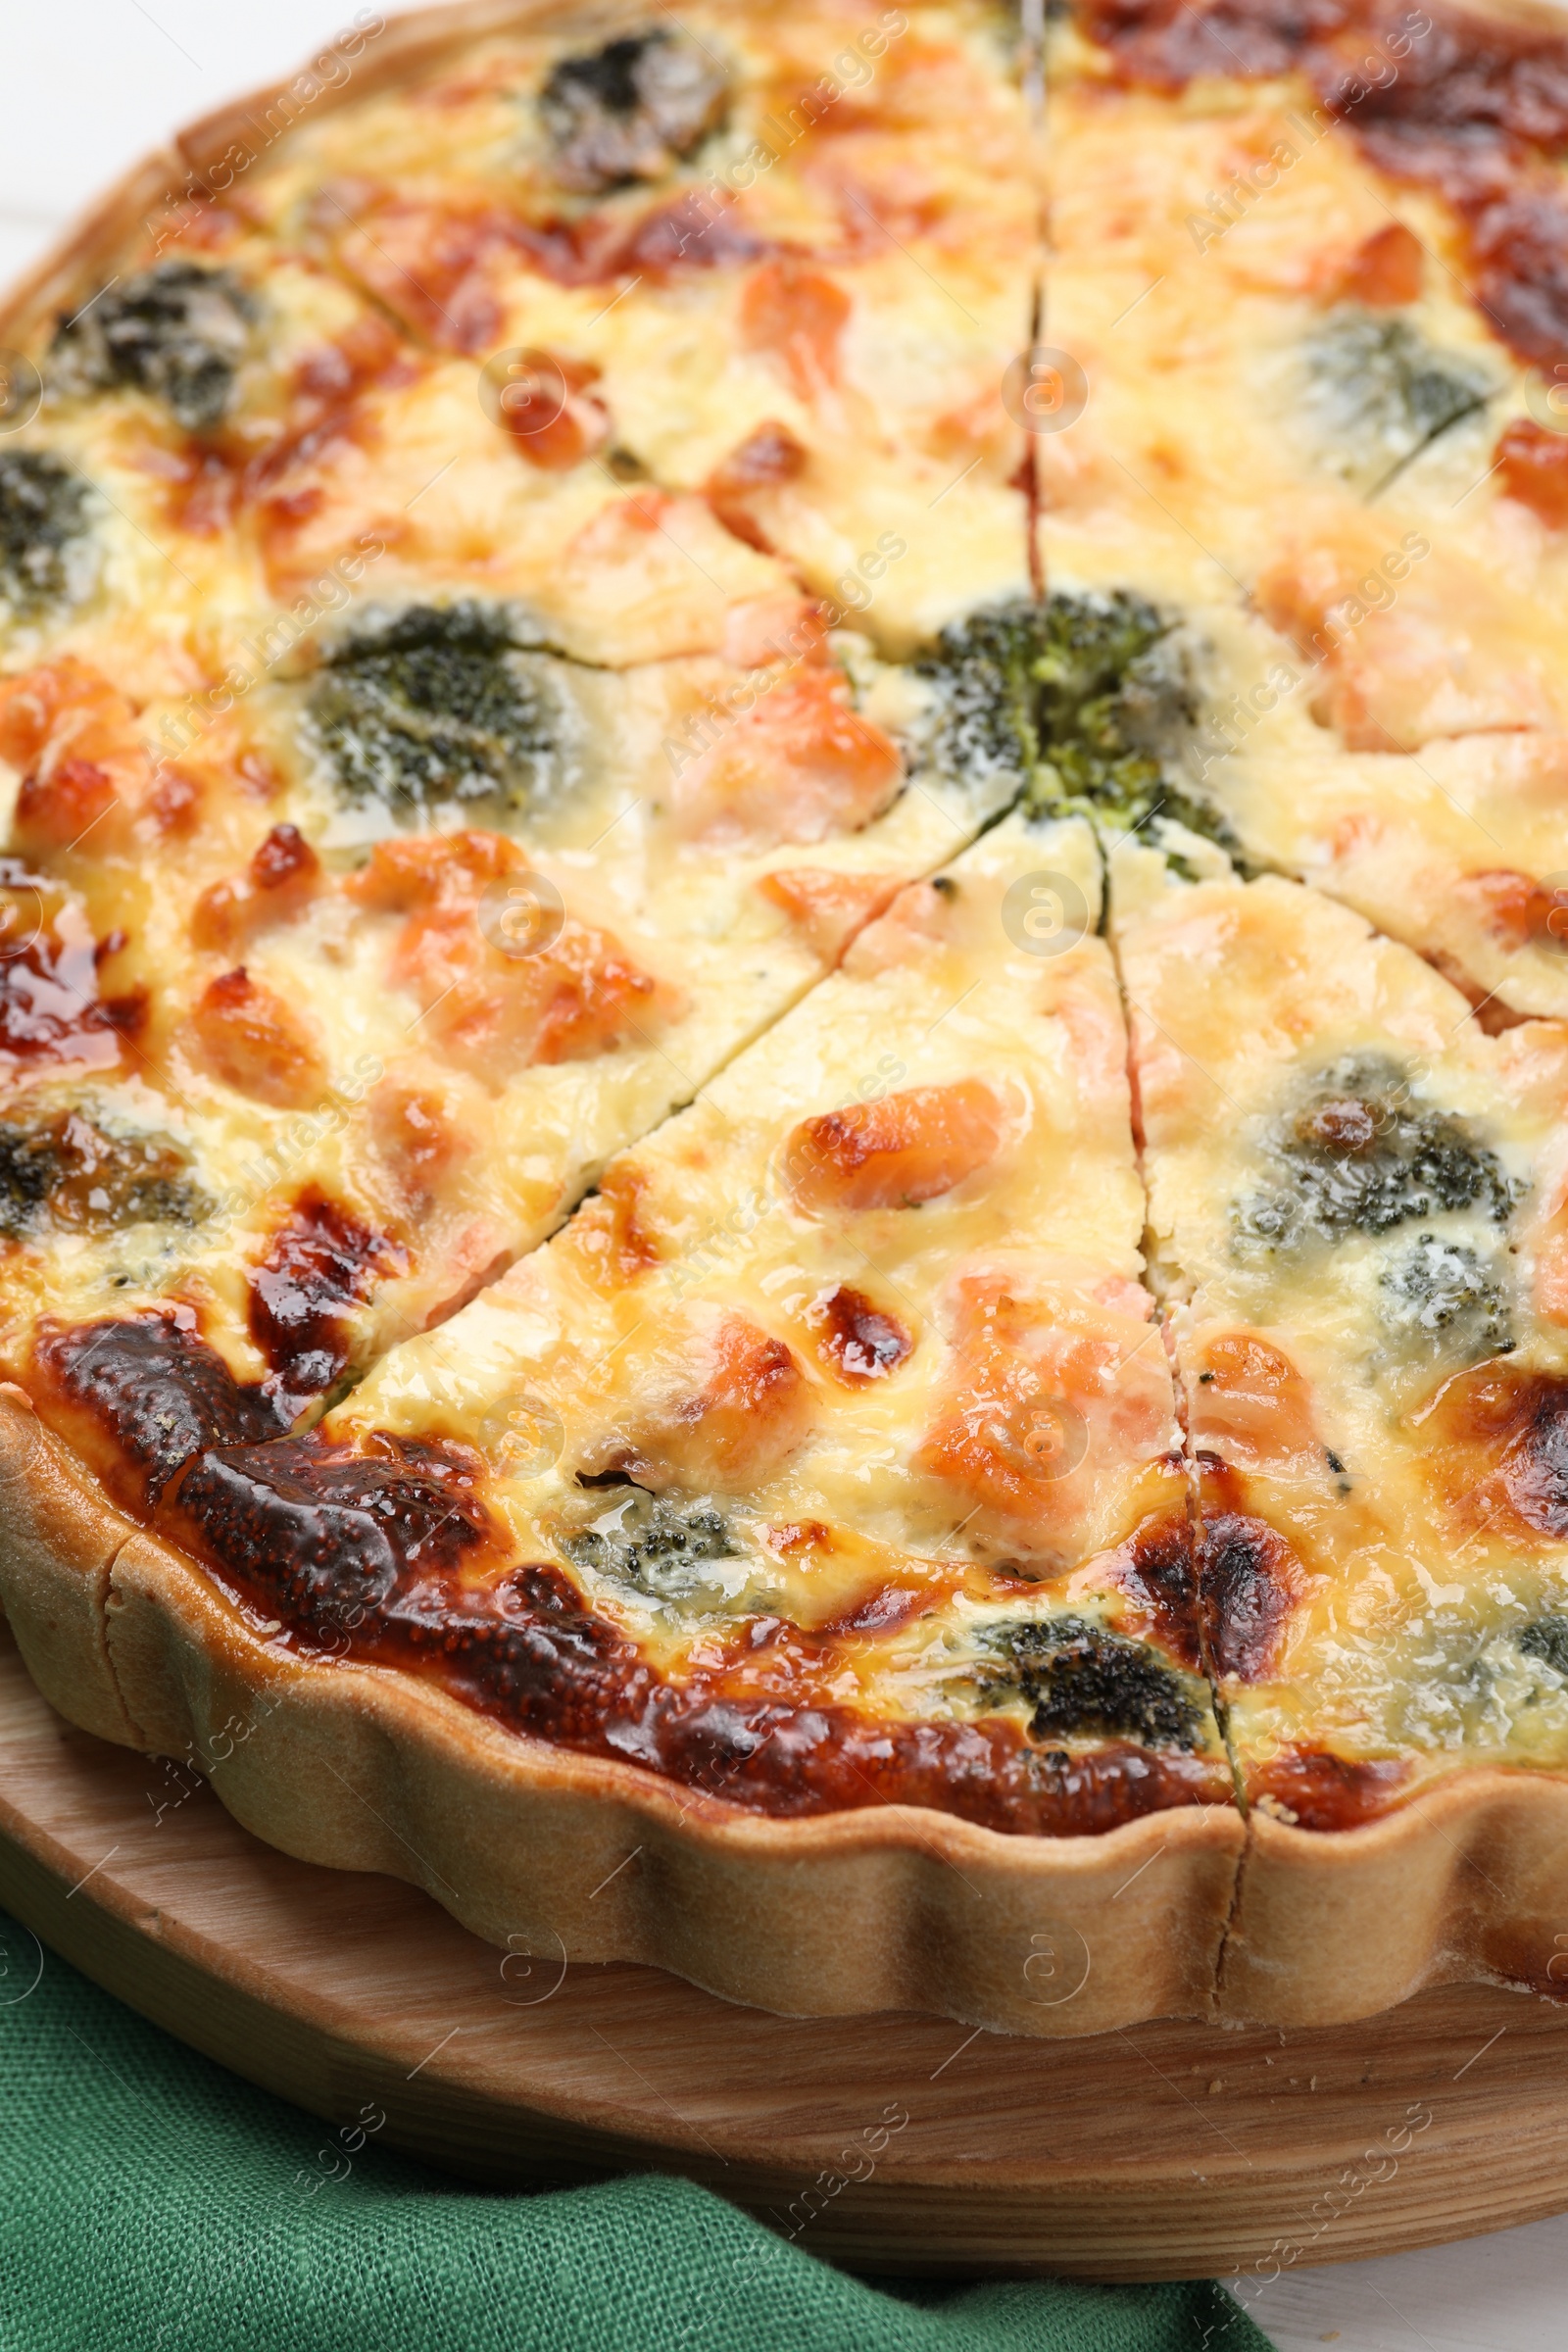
[1,6,1564,2345]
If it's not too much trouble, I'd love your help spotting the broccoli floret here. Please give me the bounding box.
[0,451,90,617]
[52,262,256,433]
[1520,1616,1568,1679]
[981,1613,1202,1749]
[914,591,1231,849]
[1381,1232,1512,1352]
[306,603,562,817]
[540,31,729,192]
[1235,1055,1520,1250]
[0,1103,208,1242]
[912,598,1045,795]
[559,1482,736,1601]
[1304,311,1490,497]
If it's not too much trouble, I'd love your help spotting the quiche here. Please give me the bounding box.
[3,0,1568,2040]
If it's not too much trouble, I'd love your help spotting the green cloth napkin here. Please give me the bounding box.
[0,1908,1267,2352]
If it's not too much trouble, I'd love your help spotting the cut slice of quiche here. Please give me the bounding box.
[1112,835,1568,1830]
[95,811,1231,1839]
[1037,1,1568,1021]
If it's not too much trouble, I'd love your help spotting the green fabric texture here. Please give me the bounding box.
[0,1909,1267,2352]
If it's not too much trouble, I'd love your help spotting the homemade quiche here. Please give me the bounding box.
[4,0,1568,2036]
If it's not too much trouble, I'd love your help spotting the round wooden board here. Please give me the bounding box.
[3,1625,1567,2280]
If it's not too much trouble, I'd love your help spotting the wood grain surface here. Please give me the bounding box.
[3,1619,1567,2280]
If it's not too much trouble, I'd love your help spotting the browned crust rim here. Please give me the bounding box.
[0,1387,1244,2036]
[0,0,1566,2036]
[2,1371,1567,2036]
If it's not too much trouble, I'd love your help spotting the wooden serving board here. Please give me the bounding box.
[3,1622,1567,2280]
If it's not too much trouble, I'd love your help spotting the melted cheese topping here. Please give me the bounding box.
[0,0,1040,1418]
[329,812,1221,1752]
[1042,28,1568,1023]
[0,634,1012,1391]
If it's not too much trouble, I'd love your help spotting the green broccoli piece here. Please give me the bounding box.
[915,591,1232,850]
[1520,1616,1568,1679]
[982,1613,1203,1750]
[1304,311,1491,498]
[1235,1056,1521,1253]
[52,262,256,433]
[0,451,90,618]
[559,1482,736,1602]
[306,602,561,817]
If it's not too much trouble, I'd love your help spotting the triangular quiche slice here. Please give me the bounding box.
[1113,834,1568,2020]
[4,812,1242,2035]
[1036,0,1568,1022]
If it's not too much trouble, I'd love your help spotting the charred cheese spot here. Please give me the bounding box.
[1197,1477,1308,1682]
[1111,1509,1203,1673]
[0,864,144,1080]
[784,1080,1004,1216]
[1081,0,1568,373]
[159,1420,1227,1825]
[32,1312,286,1510]
[167,1432,498,1628]
[705,420,808,552]
[814,1583,937,1639]
[247,1190,405,1422]
[803,1282,913,1386]
[187,967,327,1108]
[1494,1376,1568,1543]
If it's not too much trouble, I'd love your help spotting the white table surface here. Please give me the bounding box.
[3,8,1565,2345]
